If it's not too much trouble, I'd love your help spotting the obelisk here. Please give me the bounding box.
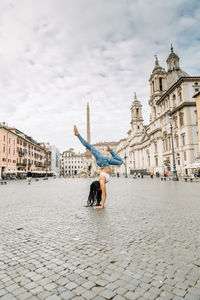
[86,103,92,158]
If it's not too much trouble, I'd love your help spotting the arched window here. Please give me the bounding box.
[152,80,155,92]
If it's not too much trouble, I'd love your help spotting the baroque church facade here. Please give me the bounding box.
[115,46,200,176]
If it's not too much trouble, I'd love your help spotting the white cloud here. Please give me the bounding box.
[0,0,199,152]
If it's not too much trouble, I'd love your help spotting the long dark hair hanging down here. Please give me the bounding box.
[87,181,102,207]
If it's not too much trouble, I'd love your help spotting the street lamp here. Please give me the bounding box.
[124,148,128,178]
[169,111,179,181]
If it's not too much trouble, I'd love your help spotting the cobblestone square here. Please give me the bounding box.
[0,178,200,300]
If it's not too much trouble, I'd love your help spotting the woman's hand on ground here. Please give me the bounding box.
[74,125,79,136]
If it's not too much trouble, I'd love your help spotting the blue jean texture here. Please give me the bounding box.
[77,134,123,168]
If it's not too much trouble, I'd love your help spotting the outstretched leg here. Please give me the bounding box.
[74,125,105,161]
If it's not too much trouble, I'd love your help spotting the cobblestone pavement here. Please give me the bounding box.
[0,177,200,300]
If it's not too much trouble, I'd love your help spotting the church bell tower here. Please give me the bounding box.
[130,92,144,135]
[149,55,167,121]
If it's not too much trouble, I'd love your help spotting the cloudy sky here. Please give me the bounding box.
[0,0,200,152]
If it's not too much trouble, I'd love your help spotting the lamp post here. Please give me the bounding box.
[169,111,179,181]
[124,148,128,178]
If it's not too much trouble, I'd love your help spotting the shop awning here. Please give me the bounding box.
[184,162,200,169]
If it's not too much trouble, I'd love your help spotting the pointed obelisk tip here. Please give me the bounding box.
[86,102,91,149]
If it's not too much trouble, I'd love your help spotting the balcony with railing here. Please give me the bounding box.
[44,161,51,167]
[17,149,25,157]
[34,161,45,168]
[16,162,27,167]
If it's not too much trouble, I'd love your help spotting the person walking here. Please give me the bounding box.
[27,171,32,185]
[74,125,123,209]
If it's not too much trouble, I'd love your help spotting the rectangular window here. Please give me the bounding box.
[184,152,186,161]
[173,116,177,128]
[9,138,11,144]
[3,135,6,142]
[179,113,184,127]
[13,140,15,145]
[175,136,179,148]
[8,148,11,154]
[154,143,157,153]
[3,145,6,153]
[181,134,185,146]
[168,137,171,150]
[159,77,163,91]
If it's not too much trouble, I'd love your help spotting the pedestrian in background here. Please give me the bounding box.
[27,171,32,185]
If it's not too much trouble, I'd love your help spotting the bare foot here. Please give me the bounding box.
[74,125,79,136]
[104,142,111,152]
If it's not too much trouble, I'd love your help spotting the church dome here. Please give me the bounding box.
[166,45,179,63]
[166,45,189,87]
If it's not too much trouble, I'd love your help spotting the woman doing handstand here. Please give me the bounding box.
[74,125,123,209]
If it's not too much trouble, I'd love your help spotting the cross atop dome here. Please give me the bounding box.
[134,91,137,101]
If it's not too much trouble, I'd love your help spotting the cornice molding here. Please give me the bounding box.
[156,76,200,105]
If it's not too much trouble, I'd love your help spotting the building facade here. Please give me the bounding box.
[0,123,49,177]
[115,47,199,176]
[61,149,87,176]
[0,124,18,178]
[193,91,200,158]
[49,145,60,176]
